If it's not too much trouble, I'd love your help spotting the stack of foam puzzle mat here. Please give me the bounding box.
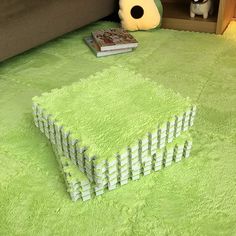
[32,66,197,201]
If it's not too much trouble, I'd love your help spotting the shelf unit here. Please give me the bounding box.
[161,0,236,34]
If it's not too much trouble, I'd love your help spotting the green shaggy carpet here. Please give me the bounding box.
[0,21,236,235]
[33,66,192,161]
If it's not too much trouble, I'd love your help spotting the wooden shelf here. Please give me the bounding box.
[161,2,217,33]
[161,0,235,34]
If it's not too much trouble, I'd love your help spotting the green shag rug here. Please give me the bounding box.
[33,66,192,161]
[0,21,236,235]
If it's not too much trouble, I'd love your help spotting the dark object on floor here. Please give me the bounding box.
[0,0,118,62]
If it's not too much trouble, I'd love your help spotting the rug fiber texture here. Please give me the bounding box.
[0,21,236,235]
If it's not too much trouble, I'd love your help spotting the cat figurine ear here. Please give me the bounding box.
[119,0,163,31]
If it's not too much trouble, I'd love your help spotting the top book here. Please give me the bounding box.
[92,28,138,51]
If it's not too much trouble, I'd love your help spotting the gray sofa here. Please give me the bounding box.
[0,0,118,62]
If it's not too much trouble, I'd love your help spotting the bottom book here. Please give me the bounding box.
[84,36,132,57]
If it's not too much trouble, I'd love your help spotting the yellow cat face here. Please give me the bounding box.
[119,0,162,31]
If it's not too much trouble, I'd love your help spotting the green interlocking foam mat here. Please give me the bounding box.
[33,66,195,201]
[0,21,236,235]
[52,130,192,201]
[33,66,193,162]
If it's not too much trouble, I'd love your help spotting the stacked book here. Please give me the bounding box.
[32,66,197,202]
[84,28,138,57]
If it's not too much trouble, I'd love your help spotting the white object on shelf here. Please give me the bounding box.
[190,0,213,19]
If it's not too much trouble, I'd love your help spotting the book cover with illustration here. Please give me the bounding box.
[91,28,138,51]
[84,36,132,57]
